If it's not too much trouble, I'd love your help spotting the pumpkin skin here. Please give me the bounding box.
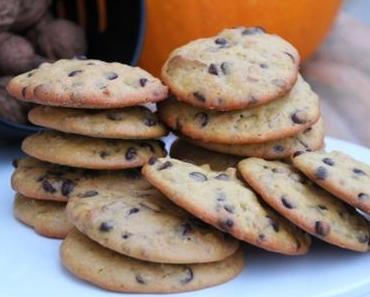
[139,0,342,75]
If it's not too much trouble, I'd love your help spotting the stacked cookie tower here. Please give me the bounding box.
[8,58,245,293]
[159,27,323,161]
[8,58,169,238]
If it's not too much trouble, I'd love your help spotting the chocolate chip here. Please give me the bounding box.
[139,78,148,87]
[314,221,330,237]
[26,71,34,78]
[12,159,18,168]
[218,219,234,231]
[315,166,328,180]
[358,193,369,200]
[194,112,208,127]
[180,222,192,236]
[148,157,158,165]
[358,234,369,244]
[122,232,132,239]
[284,51,296,63]
[266,216,279,232]
[273,145,285,153]
[21,86,27,97]
[158,161,173,170]
[189,172,208,182]
[241,26,265,35]
[220,62,230,75]
[78,190,99,198]
[105,72,118,80]
[281,197,294,209]
[293,151,305,158]
[128,208,140,215]
[291,111,308,124]
[144,118,157,126]
[322,158,335,166]
[353,168,367,176]
[135,274,145,284]
[125,147,137,161]
[214,173,229,181]
[99,222,113,232]
[68,70,83,77]
[193,92,206,102]
[318,205,328,210]
[61,179,75,197]
[180,267,193,284]
[215,37,228,46]
[106,111,123,121]
[258,234,266,241]
[208,63,218,75]
[99,151,110,159]
[260,63,268,69]
[42,180,56,193]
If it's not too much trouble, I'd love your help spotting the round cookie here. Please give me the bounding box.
[61,229,245,293]
[161,26,299,111]
[238,158,370,252]
[12,157,154,202]
[142,158,311,255]
[7,59,168,108]
[13,193,72,238]
[28,105,168,139]
[158,75,320,144]
[67,185,239,264]
[188,118,324,159]
[170,138,240,171]
[292,150,370,214]
[22,131,166,170]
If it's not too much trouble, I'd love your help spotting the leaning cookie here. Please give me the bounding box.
[292,150,370,214]
[7,59,168,108]
[238,158,370,252]
[22,131,166,170]
[142,158,311,255]
[28,106,168,139]
[158,75,320,144]
[161,26,299,111]
[67,187,239,264]
[13,193,72,238]
[186,118,324,159]
[170,138,240,171]
[61,229,245,293]
[11,157,155,202]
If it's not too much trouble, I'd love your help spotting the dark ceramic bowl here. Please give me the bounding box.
[0,0,146,141]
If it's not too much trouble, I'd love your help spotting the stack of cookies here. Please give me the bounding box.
[159,27,323,161]
[7,58,245,293]
[8,58,170,239]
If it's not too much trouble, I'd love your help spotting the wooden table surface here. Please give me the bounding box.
[302,11,370,148]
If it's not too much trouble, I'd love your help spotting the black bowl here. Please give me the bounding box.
[0,0,146,141]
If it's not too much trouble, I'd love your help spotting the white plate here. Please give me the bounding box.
[1,137,370,297]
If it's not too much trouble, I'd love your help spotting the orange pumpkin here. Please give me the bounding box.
[139,0,342,76]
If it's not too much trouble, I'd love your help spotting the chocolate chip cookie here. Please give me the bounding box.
[12,157,155,202]
[158,75,320,144]
[292,151,370,214]
[238,158,370,252]
[67,184,239,264]
[28,105,168,139]
[170,138,240,170]
[61,229,245,293]
[142,158,311,255]
[22,131,166,170]
[161,27,299,111]
[7,59,168,108]
[187,118,324,159]
[13,193,72,238]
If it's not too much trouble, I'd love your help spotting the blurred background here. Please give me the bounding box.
[0,0,369,147]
